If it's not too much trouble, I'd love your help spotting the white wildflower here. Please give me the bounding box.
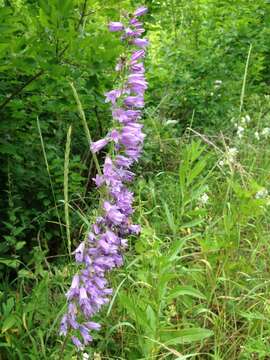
[241,115,251,124]
[226,147,238,164]
[199,193,209,205]
[227,147,238,159]
[245,114,251,123]
[214,80,222,89]
[255,188,268,199]
[261,127,270,138]
[219,160,225,167]
[82,353,90,360]
[254,131,260,140]
[241,116,246,124]
[219,147,238,168]
[237,125,244,138]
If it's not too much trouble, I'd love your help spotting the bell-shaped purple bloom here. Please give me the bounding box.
[128,74,148,95]
[125,27,136,37]
[133,38,149,48]
[109,22,124,32]
[60,315,68,336]
[79,287,89,305]
[129,224,141,234]
[71,336,84,350]
[115,155,133,168]
[134,6,148,17]
[103,201,125,224]
[105,89,122,104]
[93,174,104,187]
[66,275,80,300]
[85,321,101,331]
[131,49,145,61]
[124,96,144,108]
[74,243,85,262]
[109,129,120,143]
[80,325,93,345]
[91,138,109,153]
[130,61,145,73]
[124,147,141,160]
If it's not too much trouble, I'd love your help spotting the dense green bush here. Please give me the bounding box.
[0,0,126,266]
[147,0,270,129]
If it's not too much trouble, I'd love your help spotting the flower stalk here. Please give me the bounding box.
[60,6,149,350]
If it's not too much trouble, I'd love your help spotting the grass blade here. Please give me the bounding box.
[64,125,72,256]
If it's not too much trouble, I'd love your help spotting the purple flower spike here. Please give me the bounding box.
[60,5,148,351]
[109,21,124,32]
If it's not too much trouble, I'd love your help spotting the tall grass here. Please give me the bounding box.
[64,126,72,257]
[2,106,270,358]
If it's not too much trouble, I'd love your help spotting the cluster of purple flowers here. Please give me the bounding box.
[60,6,148,350]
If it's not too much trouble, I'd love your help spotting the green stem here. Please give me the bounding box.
[239,43,252,115]
[64,125,72,257]
[69,82,102,176]
[59,332,69,360]
[37,116,65,246]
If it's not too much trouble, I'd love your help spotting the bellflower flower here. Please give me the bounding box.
[131,49,145,61]
[90,138,109,153]
[105,89,122,104]
[108,21,124,32]
[124,96,144,108]
[134,6,148,17]
[133,38,149,48]
[60,5,148,351]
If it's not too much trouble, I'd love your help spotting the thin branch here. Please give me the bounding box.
[0,70,44,111]
[76,0,88,30]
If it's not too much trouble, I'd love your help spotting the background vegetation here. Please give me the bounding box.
[1,0,270,359]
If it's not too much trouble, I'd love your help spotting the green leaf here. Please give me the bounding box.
[2,315,17,333]
[187,158,207,185]
[15,241,26,250]
[167,286,206,300]
[168,233,200,261]
[161,328,213,345]
[163,201,177,235]
[0,258,20,268]
[181,218,204,228]
[146,305,157,332]
[18,269,36,279]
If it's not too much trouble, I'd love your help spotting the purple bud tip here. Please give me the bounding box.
[134,6,148,17]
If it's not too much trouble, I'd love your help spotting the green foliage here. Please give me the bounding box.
[147,0,270,129]
[1,1,270,359]
[0,0,124,271]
